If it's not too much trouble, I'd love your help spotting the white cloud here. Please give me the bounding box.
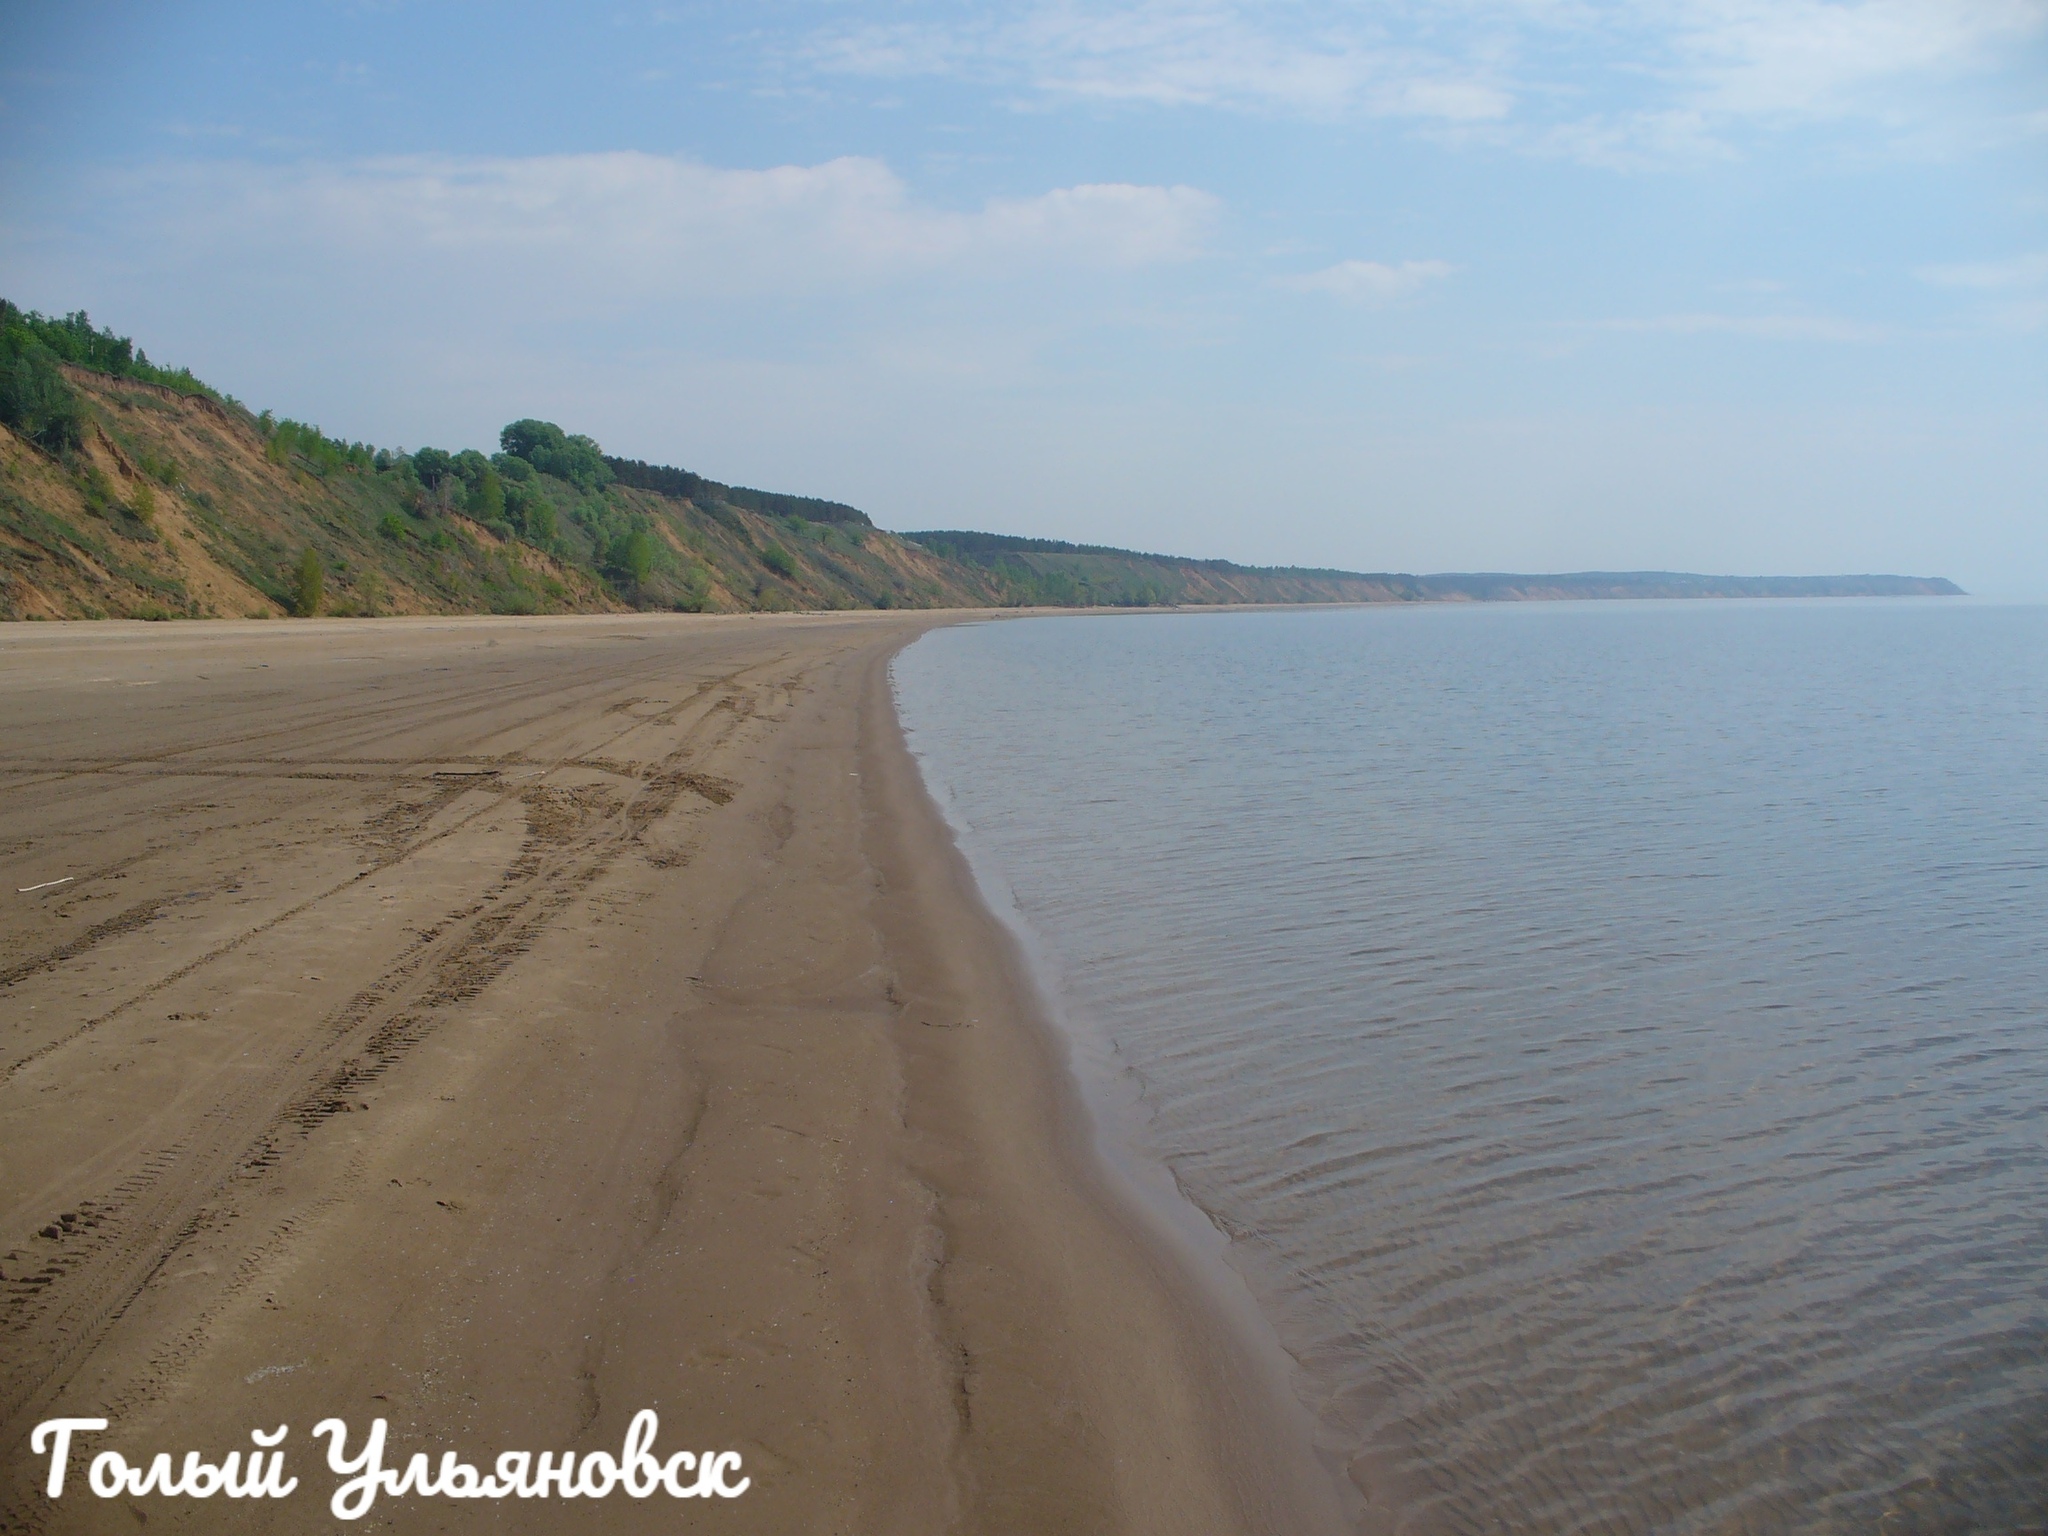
[804,2,1514,122]
[1507,108,1733,171]
[1276,258,1455,304]
[118,152,1218,306]
[1917,251,2048,331]
[1918,251,2048,289]
[0,149,1233,455]
[1594,311,1888,340]
[796,0,2048,163]
[1674,0,2047,119]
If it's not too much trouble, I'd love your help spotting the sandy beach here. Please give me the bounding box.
[0,612,1345,1534]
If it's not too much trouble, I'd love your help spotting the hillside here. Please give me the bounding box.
[0,309,1001,620]
[1404,571,1965,600]
[0,303,1962,621]
[896,531,1426,606]
[902,533,1966,605]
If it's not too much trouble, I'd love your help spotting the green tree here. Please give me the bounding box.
[0,301,219,400]
[507,482,556,543]
[467,466,506,523]
[410,447,455,489]
[528,500,557,544]
[0,329,84,453]
[499,419,566,463]
[556,433,611,492]
[498,419,610,491]
[294,547,324,616]
[604,528,658,586]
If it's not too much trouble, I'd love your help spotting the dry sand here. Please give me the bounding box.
[0,612,1348,1534]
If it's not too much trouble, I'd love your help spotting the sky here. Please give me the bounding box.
[1,1,2043,590]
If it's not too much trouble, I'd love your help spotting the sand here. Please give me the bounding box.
[0,612,1348,1534]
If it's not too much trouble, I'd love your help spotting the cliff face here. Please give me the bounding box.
[0,368,1002,621]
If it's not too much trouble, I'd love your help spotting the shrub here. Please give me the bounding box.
[131,481,158,524]
[377,511,407,541]
[79,466,117,516]
[676,562,713,611]
[760,543,797,579]
[294,547,324,616]
[604,528,659,586]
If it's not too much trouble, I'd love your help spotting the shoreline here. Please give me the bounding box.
[860,629,1355,1534]
[887,627,1366,1521]
[0,610,1347,1532]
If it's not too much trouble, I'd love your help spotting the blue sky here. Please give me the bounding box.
[2,2,2043,589]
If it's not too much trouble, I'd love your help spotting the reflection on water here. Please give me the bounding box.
[894,601,2048,1535]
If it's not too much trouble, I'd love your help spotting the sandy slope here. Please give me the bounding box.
[0,612,1345,1534]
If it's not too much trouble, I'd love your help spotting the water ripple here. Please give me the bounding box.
[896,602,2048,1535]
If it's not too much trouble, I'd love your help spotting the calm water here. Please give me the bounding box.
[892,601,2048,1536]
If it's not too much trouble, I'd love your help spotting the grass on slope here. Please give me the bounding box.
[0,303,999,620]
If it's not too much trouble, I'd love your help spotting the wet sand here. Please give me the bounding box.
[0,613,1346,1534]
